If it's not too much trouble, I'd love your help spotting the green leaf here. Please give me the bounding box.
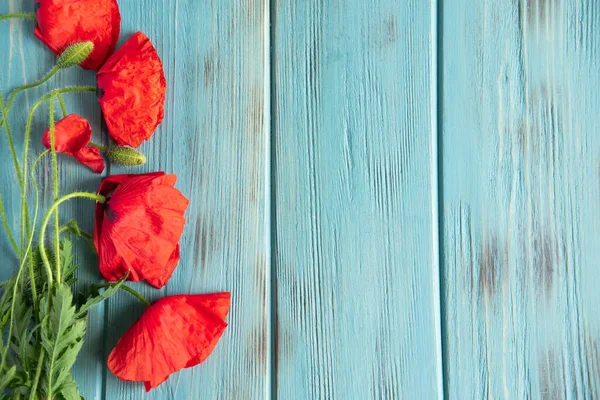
[9,291,37,372]
[0,365,16,391]
[55,374,80,400]
[59,239,79,285]
[61,219,82,237]
[57,42,94,69]
[39,284,86,398]
[77,275,127,317]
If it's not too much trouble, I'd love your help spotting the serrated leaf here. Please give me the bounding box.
[40,284,87,398]
[77,275,127,318]
[0,365,16,391]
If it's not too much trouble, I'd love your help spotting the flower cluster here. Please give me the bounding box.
[0,0,230,395]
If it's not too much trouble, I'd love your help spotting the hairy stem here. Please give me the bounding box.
[22,86,96,260]
[56,92,67,118]
[49,98,61,283]
[27,150,50,314]
[0,195,19,255]
[94,283,152,307]
[7,66,60,112]
[89,142,108,152]
[0,13,36,22]
[39,192,106,286]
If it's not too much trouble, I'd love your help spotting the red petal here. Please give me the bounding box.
[107,293,231,391]
[73,147,105,174]
[42,114,92,153]
[94,173,189,288]
[97,32,166,148]
[34,0,121,70]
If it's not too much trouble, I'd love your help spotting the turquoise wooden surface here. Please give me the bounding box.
[272,0,442,398]
[440,0,600,398]
[2,0,600,398]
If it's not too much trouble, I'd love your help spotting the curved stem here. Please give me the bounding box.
[28,150,49,313]
[22,86,97,254]
[29,351,44,400]
[0,155,43,372]
[94,283,152,307]
[0,13,36,22]
[0,195,19,255]
[89,142,108,152]
[49,98,61,283]
[56,92,67,118]
[0,94,23,187]
[39,192,106,285]
[59,224,93,240]
[7,66,60,112]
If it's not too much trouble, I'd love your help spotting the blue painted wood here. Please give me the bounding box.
[103,1,268,399]
[441,0,600,397]
[272,0,442,398]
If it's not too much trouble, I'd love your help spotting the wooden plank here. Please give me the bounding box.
[1,0,108,397]
[272,0,442,398]
[441,0,600,397]
[103,1,268,399]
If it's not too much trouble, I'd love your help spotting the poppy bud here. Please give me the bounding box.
[106,146,147,166]
[57,41,94,69]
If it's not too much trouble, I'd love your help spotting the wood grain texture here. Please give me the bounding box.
[272,0,442,398]
[103,0,268,399]
[440,0,600,397]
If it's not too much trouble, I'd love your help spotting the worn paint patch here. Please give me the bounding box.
[203,50,217,88]
[538,347,565,399]
[533,232,557,299]
[194,217,215,268]
[479,236,500,296]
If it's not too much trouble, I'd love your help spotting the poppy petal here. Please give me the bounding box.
[73,147,105,174]
[34,0,121,70]
[94,173,189,288]
[42,115,104,173]
[107,293,231,391]
[97,32,166,148]
[42,114,92,154]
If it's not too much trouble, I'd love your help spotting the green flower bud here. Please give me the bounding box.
[106,146,147,166]
[57,41,94,69]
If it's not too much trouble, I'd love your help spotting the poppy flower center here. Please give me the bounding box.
[103,191,119,222]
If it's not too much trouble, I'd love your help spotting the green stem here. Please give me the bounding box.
[0,13,36,21]
[22,86,96,260]
[29,351,44,400]
[58,224,93,240]
[89,142,108,152]
[0,195,19,255]
[0,154,43,372]
[56,92,67,118]
[7,66,60,111]
[94,283,152,307]
[49,98,61,284]
[0,93,23,187]
[27,151,49,314]
[39,192,106,286]
[0,93,25,264]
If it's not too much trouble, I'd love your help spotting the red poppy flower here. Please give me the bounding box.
[42,114,105,173]
[96,32,167,148]
[108,292,230,391]
[94,172,189,288]
[34,0,121,70]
